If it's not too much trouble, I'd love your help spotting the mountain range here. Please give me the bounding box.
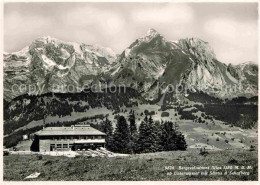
[4,28,258,102]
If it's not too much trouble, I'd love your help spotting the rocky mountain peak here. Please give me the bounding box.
[146,28,159,37]
[135,28,161,44]
[36,36,61,44]
[3,31,258,102]
[178,37,216,65]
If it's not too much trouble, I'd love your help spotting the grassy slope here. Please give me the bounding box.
[7,102,258,151]
[4,150,258,181]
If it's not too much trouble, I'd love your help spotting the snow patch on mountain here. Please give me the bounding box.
[41,54,57,70]
[3,29,258,101]
[226,70,238,83]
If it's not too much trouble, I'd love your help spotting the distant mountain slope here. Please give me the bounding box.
[4,29,258,102]
[4,36,117,101]
[4,87,142,136]
[106,29,258,100]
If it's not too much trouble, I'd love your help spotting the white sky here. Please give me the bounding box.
[4,2,258,65]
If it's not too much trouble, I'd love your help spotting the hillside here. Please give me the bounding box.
[3,29,258,151]
[4,29,258,102]
[4,150,258,181]
[4,36,117,101]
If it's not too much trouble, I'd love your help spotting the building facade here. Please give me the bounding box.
[31,125,106,152]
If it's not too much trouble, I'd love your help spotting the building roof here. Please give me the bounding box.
[36,125,106,136]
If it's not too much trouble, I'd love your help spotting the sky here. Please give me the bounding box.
[4,2,258,65]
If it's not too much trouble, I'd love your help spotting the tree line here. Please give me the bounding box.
[98,111,187,154]
[4,87,141,135]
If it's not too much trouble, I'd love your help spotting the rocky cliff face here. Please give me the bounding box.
[107,29,176,99]
[4,29,258,102]
[4,36,117,101]
[108,29,258,100]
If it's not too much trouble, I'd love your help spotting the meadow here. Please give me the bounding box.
[4,149,258,181]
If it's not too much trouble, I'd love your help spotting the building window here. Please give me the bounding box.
[50,144,55,151]
[69,144,73,148]
[63,144,68,148]
[57,144,62,148]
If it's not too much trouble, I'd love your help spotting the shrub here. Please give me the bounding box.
[225,139,229,144]
[44,160,52,166]
[144,110,155,116]
[37,155,43,160]
[150,111,155,115]
[228,157,238,164]
[161,112,170,117]
[199,148,209,156]
[250,145,255,151]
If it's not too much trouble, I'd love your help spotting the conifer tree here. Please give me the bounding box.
[129,111,137,136]
[147,115,161,152]
[161,121,177,151]
[128,111,138,153]
[100,117,114,151]
[175,131,187,151]
[113,116,130,153]
[154,120,163,151]
[136,116,149,153]
[128,131,139,154]
[137,115,161,153]
[161,121,187,151]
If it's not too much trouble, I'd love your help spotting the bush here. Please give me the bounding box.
[161,112,170,117]
[114,115,119,120]
[144,110,155,116]
[228,157,238,164]
[250,145,255,151]
[150,111,155,115]
[44,160,52,166]
[178,108,197,120]
[199,148,209,156]
[37,155,43,160]
[225,139,229,144]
